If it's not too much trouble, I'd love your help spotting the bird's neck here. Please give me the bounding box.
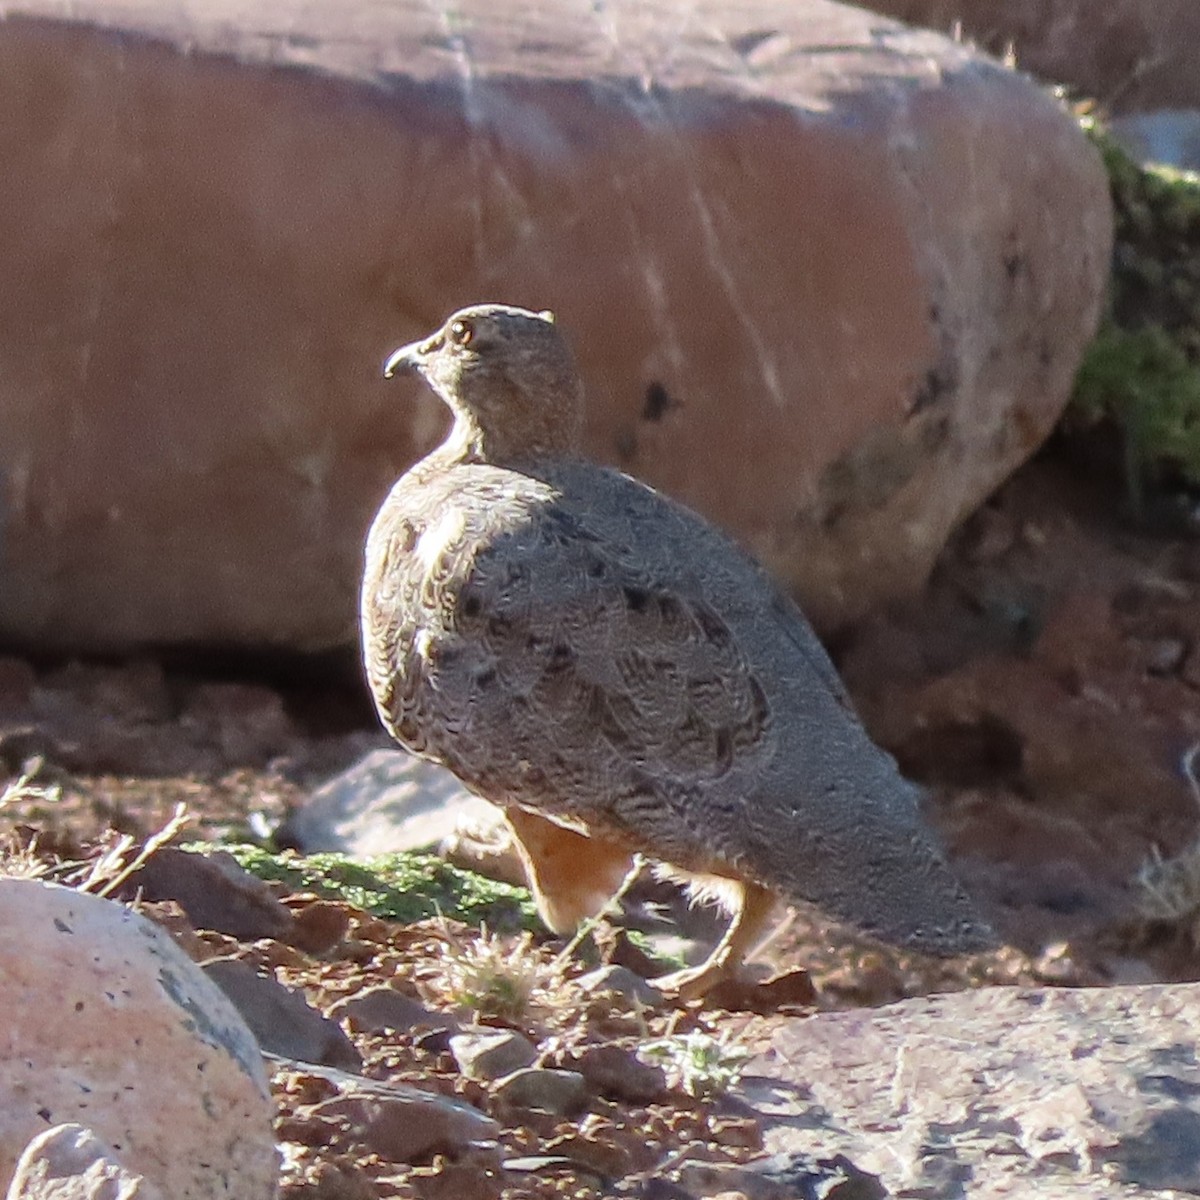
[439,410,583,469]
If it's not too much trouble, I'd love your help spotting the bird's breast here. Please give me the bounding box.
[362,466,557,739]
[413,505,470,575]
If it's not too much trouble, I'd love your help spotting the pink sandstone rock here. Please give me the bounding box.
[0,0,1110,652]
[0,880,276,1199]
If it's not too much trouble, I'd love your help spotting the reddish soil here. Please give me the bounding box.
[838,455,1200,981]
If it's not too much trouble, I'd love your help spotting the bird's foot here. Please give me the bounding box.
[651,959,738,1002]
[651,880,779,1002]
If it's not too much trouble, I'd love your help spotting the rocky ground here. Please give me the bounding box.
[3,451,1200,1198]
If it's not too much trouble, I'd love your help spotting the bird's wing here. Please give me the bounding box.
[436,498,775,795]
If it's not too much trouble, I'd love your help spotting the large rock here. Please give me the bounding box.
[0,879,276,1199]
[0,0,1110,652]
[202,957,362,1071]
[865,1,1200,113]
[739,982,1200,1199]
[280,747,492,857]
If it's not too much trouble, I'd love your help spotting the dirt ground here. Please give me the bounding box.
[4,449,1200,1197]
[840,453,1200,982]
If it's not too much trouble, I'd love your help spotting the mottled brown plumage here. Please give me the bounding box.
[362,304,996,996]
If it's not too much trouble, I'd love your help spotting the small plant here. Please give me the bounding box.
[1135,843,1200,944]
[1134,744,1200,944]
[1068,117,1200,509]
[75,804,191,897]
[0,774,58,881]
[1073,324,1200,506]
[638,1029,750,1099]
[435,926,559,1021]
[0,777,190,893]
[0,770,58,815]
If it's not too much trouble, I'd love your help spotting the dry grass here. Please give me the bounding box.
[0,773,58,881]
[1,773,191,896]
[73,803,191,897]
[430,925,567,1022]
[1134,743,1200,944]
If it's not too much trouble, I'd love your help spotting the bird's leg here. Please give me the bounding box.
[503,806,636,935]
[653,880,778,1001]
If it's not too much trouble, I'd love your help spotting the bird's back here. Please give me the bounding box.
[362,451,995,958]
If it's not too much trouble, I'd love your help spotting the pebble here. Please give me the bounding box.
[450,1030,538,1081]
[492,1068,589,1116]
[5,1123,164,1200]
[574,965,664,1008]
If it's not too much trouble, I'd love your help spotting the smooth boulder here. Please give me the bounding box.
[0,0,1110,651]
[0,879,276,1199]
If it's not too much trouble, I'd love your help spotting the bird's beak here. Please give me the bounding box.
[383,340,425,379]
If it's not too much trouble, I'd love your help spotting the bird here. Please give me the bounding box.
[361,303,997,998]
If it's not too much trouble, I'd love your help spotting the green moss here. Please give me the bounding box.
[1069,118,1200,506]
[185,842,539,932]
[1073,324,1200,506]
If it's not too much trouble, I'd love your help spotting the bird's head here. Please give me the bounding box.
[383,304,585,464]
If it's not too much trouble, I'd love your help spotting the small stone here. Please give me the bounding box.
[202,956,360,1071]
[677,1161,795,1200]
[298,1072,498,1163]
[6,1123,164,1200]
[0,726,62,773]
[1145,637,1187,676]
[749,1151,886,1200]
[406,1159,505,1200]
[288,900,352,955]
[282,1160,376,1200]
[127,846,296,942]
[492,1068,589,1116]
[41,659,172,724]
[544,1131,633,1179]
[709,1116,764,1150]
[179,681,294,764]
[574,965,664,1008]
[327,985,460,1036]
[282,747,490,857]
[450,1031,537,1081]
[702,967,817,1014]
[414,1027,457,1056]
[635,1179,698,1200]
[558,1044,666,1103]
[134,899,210,960]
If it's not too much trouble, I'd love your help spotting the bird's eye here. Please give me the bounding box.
[448,319,474,347]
